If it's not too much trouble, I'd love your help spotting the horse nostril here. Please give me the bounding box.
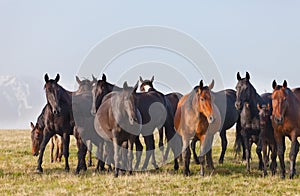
[235,102,241,110]
[208,115,214,123]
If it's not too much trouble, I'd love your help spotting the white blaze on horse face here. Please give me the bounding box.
[143,85,152,92]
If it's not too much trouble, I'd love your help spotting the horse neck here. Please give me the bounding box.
[286,89,300,117]
[58,85,72,106]
[189,90,200,115]
[248,85,261,117]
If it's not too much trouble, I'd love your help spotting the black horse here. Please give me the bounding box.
[92,74,181,171]
[33,74,85,173]
[235,72,272,172]
[190,89,242,165]
[139,76,182,163]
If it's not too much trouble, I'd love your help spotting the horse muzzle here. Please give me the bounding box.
[235,101,242,110]
[207,115,214,124]
[274,116,284,125]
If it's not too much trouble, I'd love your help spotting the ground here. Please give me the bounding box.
[0,129,299,195]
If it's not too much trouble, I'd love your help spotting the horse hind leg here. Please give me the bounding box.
[134,136,143,170]
[270,143,277,176]
[49,137,54,163]
[219,129,227,164]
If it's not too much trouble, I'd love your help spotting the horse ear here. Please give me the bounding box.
[246,72,250,80]
[283,80,287,88]
[133,81,139,92]
[237,72,241,81]
[150,76,154,83]
[139,76,144,83]
[30,122,34,129]
[267,103,270,110]
[92,75,97,83]
[102,74,107,82]
[257,104,261,111]
[55,74,60,83]
[208,79,214,90]
[44,74,49,83]
[76,76,81,85]
[199,80,204,90]
[272,80,277,90]
[123,81,128,89]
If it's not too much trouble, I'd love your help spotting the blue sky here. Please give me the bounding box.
[1,1,300,128]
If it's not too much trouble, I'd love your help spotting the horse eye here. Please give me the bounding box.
[200,98,205,102]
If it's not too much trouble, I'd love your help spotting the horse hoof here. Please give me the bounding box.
[194,159,200,165]
[219,159,224,164]
[174,164,179,171]
[289,174,294,179]
[280,174,285,179]
[65,167,70,172]
[114,172,119,178]
[184,171,190,176]
[36,168,43,173]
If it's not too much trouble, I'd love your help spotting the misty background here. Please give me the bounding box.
[1,1,300,129]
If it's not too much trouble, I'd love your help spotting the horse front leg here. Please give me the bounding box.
[158,127,165,163]
[127,136,135,175]
[49,137,54,163]
[142,134,158,170]
[275,134,286,179]
[289,136,299,179]
[241,129,250,172]
[112,136,120,178]
[62,132,70,172]
[261,141,268,177]
[134,136,143,170]
[37,130,53,173]
[256,138,263,171]
[182,136,191,176]
[190,137,199,164]
[270,143,277,176]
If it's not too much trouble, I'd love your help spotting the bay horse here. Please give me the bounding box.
[271,80,300,179]
[190,89,241,164]
[30,117,62,163]
[94,81,142,177]
[139,76,183,163]
[235,72,272,173]
[174,80,221,176]
[257,103,277,176]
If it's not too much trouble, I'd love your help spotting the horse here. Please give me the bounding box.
[190,89,241,164]
[174,80,221,176]
[271,80,300,179]
[34,73,86,173]
[235,72,272,172]
[257,103,277,176]
[30,120,62,163]
[94,81,142,177]
[91,74,180,171]
[139,76,183,163]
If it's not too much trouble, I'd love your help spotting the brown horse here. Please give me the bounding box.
[272,80,300,179]
[175,80,221,176]
[94,81,141,177]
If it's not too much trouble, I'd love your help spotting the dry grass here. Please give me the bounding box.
[0,129,300,195]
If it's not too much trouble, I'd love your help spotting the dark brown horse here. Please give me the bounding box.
[174,80,221,176]
[139,76,182,163]
[33,74,86,173]
[92,74,180,171]
[235,72,271,173]
[271,80,300,179]
[94,81,141,177]
[257,103,277,176]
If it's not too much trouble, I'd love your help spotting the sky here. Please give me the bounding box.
[1,1,300,128]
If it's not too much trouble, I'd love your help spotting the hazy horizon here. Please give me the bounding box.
[1,1,300,129]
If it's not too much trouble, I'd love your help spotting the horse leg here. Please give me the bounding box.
[289,135,299,179]
[87,140,93,167]
[120,141,128,174]
[158,127,164,163]
[270,143,277,176]
[127,136,135,175]
[219,129,227,164]
[261,141,268,177]
[95,140,105,173]
[75,137,87,174]
[134,136,143,170]
[182,136,191,176]
[36,131,53,173]
[241,129,250,172]
[112,131,120,177]
[206,149,214,170]
[256,138,263,171]
[142,134,158,170]
[49,137,54,163]
[58,136,63,162]
[275,134,286,179]
[62,132,70,172]
[191,137,200,164]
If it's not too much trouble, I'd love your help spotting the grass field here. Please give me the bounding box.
[0,129,299,195]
